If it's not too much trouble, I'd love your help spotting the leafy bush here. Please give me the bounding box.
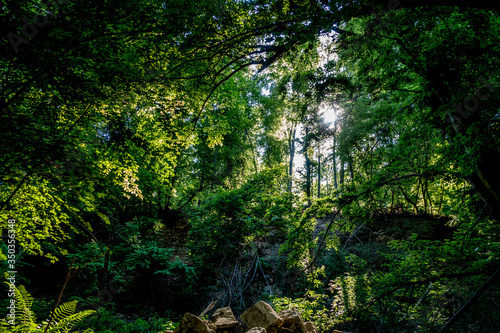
[270,291,334,332]
[188,167,297,270]
[0,283,94,333]
[79,307,177,333]
[66,215,198,316]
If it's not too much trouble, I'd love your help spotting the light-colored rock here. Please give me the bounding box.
[241,301,284,331]
[173,313,215,333]
[246,328,267,333]
[303,321,318,333]
[278,308,306,333]
[210,307,240,329]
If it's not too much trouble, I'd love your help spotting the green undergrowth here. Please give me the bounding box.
[74,307,177,333]
[272,199,500,332]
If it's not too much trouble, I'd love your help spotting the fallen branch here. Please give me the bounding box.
[199,299,218,318]
[342,222,366,252]
[438,266,500,333]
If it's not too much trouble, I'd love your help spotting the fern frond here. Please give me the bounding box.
[52,301,77,323]
[4,283,37,329]
[0,318,38,332]
[1,283,94,333]
[16,285,34,310]
[0,320,15,333]
[17,287,36,330]
[44,309,96,333]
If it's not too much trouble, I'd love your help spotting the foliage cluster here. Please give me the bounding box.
[2,0,500,332]
[75,307,176,333]
[188,166,297,270]
[0,284,94,333]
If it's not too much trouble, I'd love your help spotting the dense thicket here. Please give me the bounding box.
[1,1,499,332]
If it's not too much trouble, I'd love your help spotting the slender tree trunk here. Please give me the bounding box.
[398,185,419,213]
[333,135,338,190]
[287,128,296,192]
[421,178,428,214]
[317,154,321,199]
[305,126,311,206]
[332,135,338,190]
[340,156,345,186]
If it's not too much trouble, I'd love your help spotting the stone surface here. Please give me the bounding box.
[210,307,240,329]
[241,301,284,331]
[246,328,267,333]
[277,308,306,333]
[303,322,317,333]
[278,328,293,333]
[162,214,192,264]
[173,313,215,333]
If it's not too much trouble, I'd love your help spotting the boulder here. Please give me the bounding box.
[303,322,317,333]
[173,313,215,333]
[210,307,240,329]
[277,328,293,333]
[246,328,267,333]
[277,308,306,333]
[241,301,284,331]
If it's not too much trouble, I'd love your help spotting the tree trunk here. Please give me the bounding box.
[305,126,311,206]
[287,127,296,192]
[333,135,338,190]
[317,154,321,199]
[348,152,354,183]
[340,156,345,186]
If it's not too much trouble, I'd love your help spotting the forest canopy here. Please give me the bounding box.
[1,0,499,332]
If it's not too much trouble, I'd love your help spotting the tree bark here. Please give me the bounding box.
[340,156,345,186]
[348,151,354,183]
[317,154,321,199]
[333,134,338,190]
[305,126,311,206]
[287,127,296,192]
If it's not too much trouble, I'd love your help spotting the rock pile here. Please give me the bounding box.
[161,301,318,333]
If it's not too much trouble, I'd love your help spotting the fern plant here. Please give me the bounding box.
[0,283,95,333]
